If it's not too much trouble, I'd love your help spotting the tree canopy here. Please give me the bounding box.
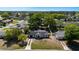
[1,12,10,19]
[28,13,44,30]
[28,13,57,32]
[64,24,79,40]
[52,13,66,19]
[4,28,22,41]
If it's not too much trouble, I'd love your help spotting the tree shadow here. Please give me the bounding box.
[3,39,19,47]
[67,41,79,51]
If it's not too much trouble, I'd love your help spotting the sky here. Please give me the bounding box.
[0,7,79,11]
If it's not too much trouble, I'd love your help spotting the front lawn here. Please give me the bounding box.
[31,39,63,50]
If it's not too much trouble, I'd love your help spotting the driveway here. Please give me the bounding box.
[50,36,70,51]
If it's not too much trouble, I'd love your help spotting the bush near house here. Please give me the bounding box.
[18,34,27,41]
[18,34,27,47]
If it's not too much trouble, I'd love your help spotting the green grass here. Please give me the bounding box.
[31,39,63,50]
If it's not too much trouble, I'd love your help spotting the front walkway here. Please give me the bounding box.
[25,39,32,50]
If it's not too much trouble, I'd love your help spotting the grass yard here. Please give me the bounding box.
[31,39,63,50]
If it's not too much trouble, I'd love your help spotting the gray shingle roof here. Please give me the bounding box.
[0,29,5,38]
[29,30,49,38]
[55,31,64,39]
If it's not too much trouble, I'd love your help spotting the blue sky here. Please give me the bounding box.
[0,7,79,11]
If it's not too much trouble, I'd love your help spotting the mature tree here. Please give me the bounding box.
[74,12,79,21]
[4,28,22,41]
[28,13,44,30]
[1,12,10,19]
[28,13,60,32]
[55,20,64,30]
[43,14,57,32]
[4,28,13,41]
[52,13,66,20]
[75,12,79,17]
[64,24,79,41]
[11,28,22,39]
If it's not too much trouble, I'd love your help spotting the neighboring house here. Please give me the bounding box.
[17,20,26,29]
[0,19,13,27]
[9,16,16,19]
[2,20,13,24]
[29,30,49,39]
[6,24,17,28]
[0,20,3,22]
[0,29,5,39]
[0,15,3,20]
[55,31,64,40]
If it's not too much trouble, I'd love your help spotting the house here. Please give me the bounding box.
[17,20,26,29]
[0,29,5,39]
[55,31,64,40]
[0,20,3,22]
[0,15,3,20]
[6,24,17,28]
[2,20,13,23]
[8,16,16,19]
[29,30,49,39]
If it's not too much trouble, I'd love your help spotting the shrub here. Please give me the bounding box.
[18,34,27,47]
[18,34,27,41]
